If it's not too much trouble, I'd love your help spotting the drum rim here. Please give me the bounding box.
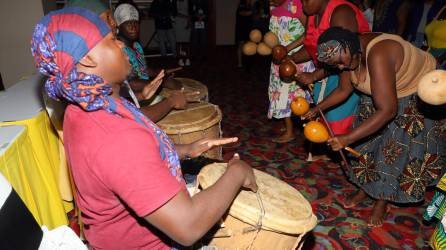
[198,163,318,235]
[158,104,222,134]
[159,77,208,100]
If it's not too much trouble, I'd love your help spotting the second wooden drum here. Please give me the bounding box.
[157,103,222,160]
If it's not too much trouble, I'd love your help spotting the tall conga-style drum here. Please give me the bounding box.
[157,103,222,159]
[160,77,209,102]
[198,163,317,250]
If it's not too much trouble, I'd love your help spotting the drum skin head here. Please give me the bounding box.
[160,78,208,102]
[198,163,318,235]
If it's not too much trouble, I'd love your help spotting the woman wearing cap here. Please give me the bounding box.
[31,7,257,249]
[114,3,192,122]
[310,26,445,227]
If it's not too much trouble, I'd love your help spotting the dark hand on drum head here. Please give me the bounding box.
[228,153,258,193]
[167,90,188,109]
[186,137,238,158]
[184,90,201,103]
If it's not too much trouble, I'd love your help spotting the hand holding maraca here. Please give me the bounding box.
[327,136,351,152]
[301,106,319,120]
[295,72,316,85]
[303,118,361,157]
[290,98,361,158]
[278,60,315,88]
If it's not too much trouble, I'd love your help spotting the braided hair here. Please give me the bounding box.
[317,26,361,64]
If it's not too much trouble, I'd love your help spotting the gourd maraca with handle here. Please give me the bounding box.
[279,60,297,83]
[272,45,288,65]
[291,97,310,116]
[303,119,361,157]
[417,70,446,105]
[303,121,330,143]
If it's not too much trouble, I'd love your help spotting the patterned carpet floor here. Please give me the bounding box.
[150,46,435,249]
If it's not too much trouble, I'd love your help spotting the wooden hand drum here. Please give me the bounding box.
[160,77,209,102]
[157,103,222,160]
[198,163,318,250]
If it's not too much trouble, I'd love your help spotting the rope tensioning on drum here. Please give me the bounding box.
[242,191,265,250]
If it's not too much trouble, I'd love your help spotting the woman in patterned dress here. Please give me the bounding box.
[268,0,314,143]
[313,27,445,227]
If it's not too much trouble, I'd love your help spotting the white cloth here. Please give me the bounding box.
[124,80,140,108]
[114,3,139,26]
[0,172,12,209]
[39,226,87,250]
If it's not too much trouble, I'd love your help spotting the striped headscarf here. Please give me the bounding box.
[31,7,183,182]
[31,7,112,111]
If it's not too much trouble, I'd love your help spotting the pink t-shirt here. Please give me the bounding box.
[63,104,185,249]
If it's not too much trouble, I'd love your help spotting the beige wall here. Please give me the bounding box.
[215,0,238,45]
[0,1,45,89]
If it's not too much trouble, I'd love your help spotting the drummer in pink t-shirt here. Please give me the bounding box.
[31,8,257,249]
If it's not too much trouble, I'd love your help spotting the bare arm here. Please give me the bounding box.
[139,89,188,122]
[175,137,238,160]
[344,42,398,144]
[312,68,328,81]
[294,67,328,85]
[302,71,354,120]
[139,98,174,122]
[286,36,305,52]
[330,5,359,32]
[145,157,257,246]
[289,47,312,64]
[318,71,354,112]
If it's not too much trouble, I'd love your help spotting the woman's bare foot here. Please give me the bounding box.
[367,200,388,227]
[272,133,295,143]
[343,189,368,208]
